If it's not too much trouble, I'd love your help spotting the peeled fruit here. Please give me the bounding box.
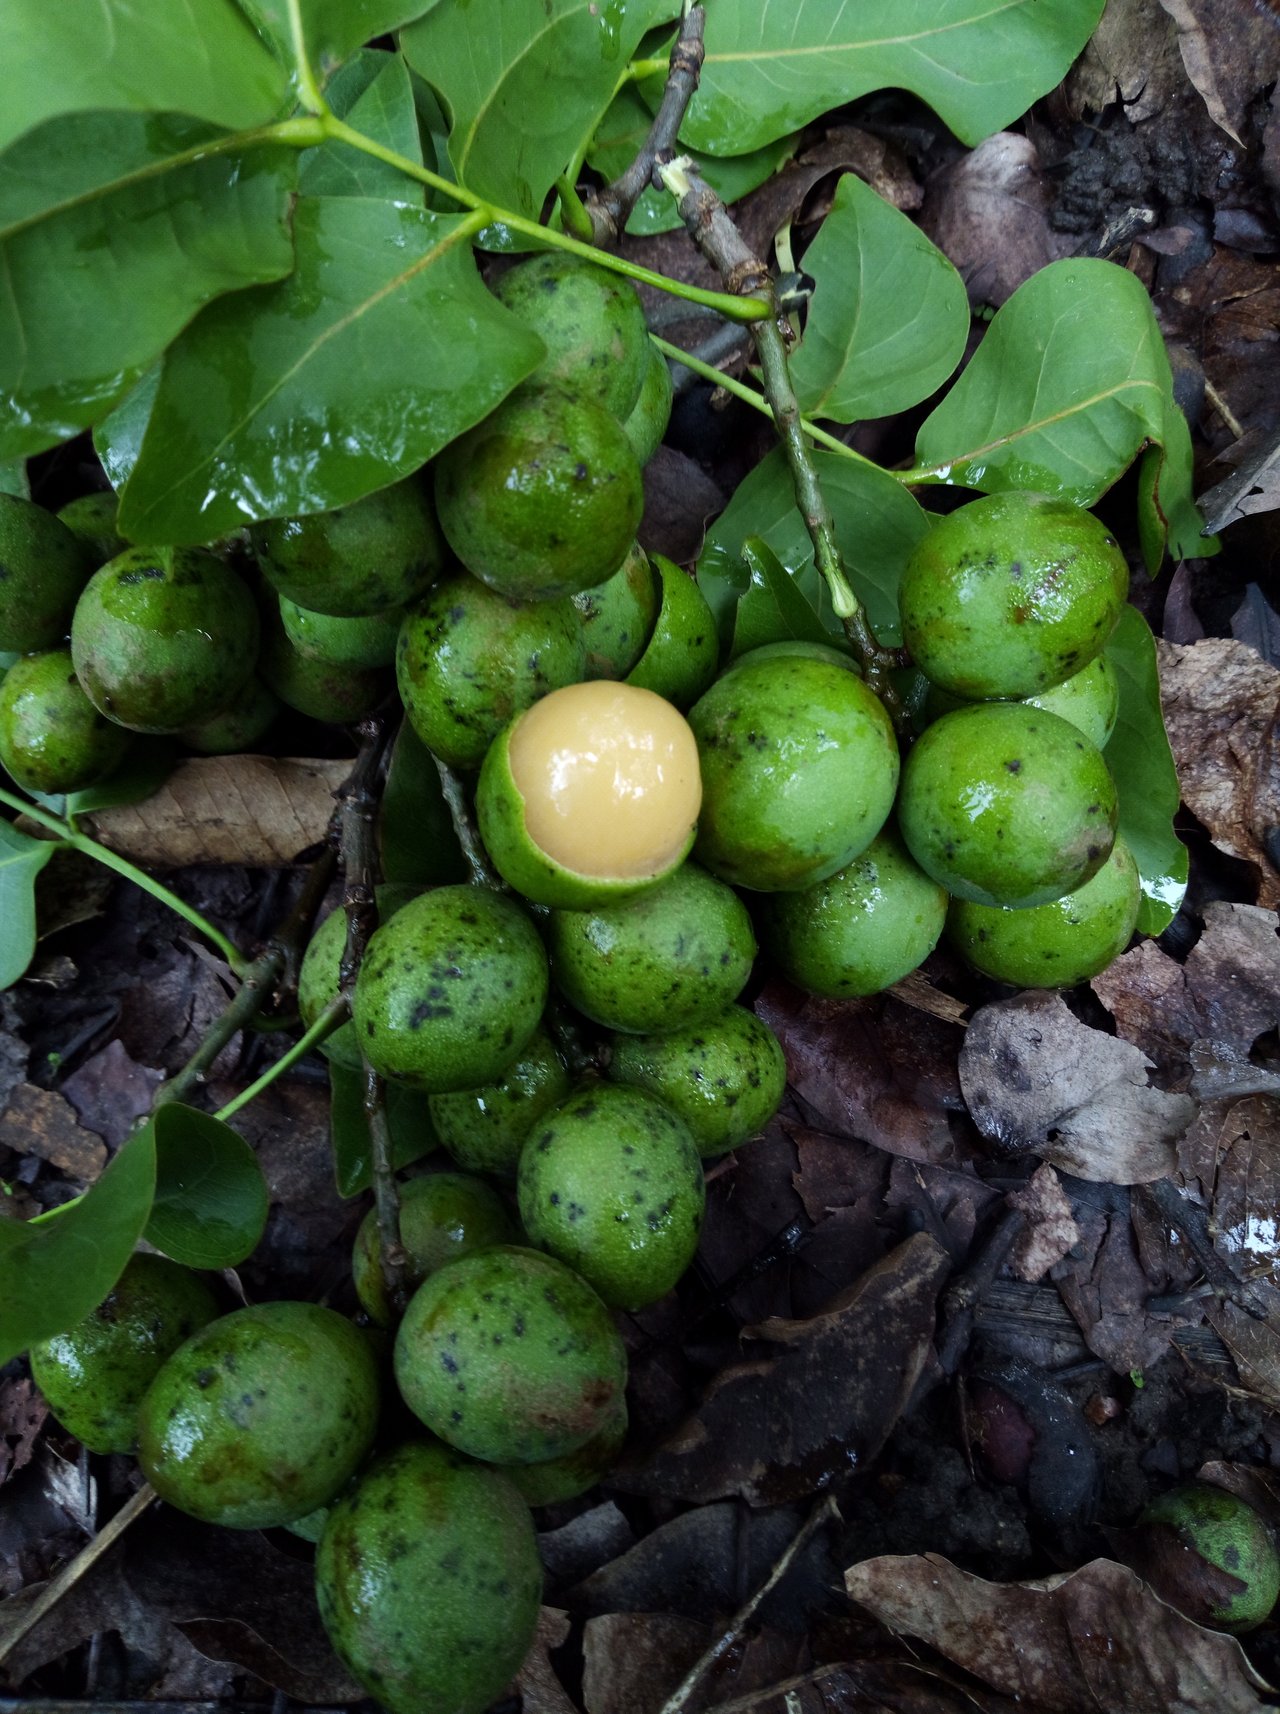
[1132,1481,1280,1632]
[315,1440,543,1714]
[519,1082,705,1308]
[494,251,651,420]
[625,553,719,710]
[393,1244,627,1464]
[572,541,658,680]
[0,493,95,653]
[352,1171,518,1326]
[898,703,1118,908]
[29,1254,218,1454]
[428,1027,572,1178]
[298,883,421,1070]
[0,647,132,795]
[476,680,702,909]
[136,1301,380,1528]
[899,492,1129,699]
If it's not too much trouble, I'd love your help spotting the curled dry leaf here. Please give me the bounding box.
[1066,0,1185,123]
[1156,0,1280,144]
[514,1608,578,1714]
[1198,428,1280,532]
[921,132,1069,308]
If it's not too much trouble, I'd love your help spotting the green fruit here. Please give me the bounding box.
[179,676,281,755]
[250,477,445,617]
[258,598,389,722]
[315,1440,543,1714]
[518,1082,704,1309]
[298,884,422,1070]
[1137,1481,1280,1632]
[0,646,132,794]
[607,1004,787,1157]
[278,596,405,669]
[434,384,644,601]
[56,491,127,567]
[689,651,899,892]
[494,251,651,420]
[625,553,719,709]
[29,1254,219,1454]
[428,1027,572,1178]
[757,829,950,998]
[923,653,1121,751]
[502,1392,628,1506]
[572,541,658,680]
[352,1171,519,1327]
[0,493,95,653]
[353,886,549,1093]
[70,546,259,734]
[621,339,673,465]
[898,702,1119,908]
[136,1301,380,1528]
[947,836,1141,987]
[476,680,702,909]
[547,860,756,1034]
[394,1244,627,1463]
[396,570,586,770]
[899,492,1129,699]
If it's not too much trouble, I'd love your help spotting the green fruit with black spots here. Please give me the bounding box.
[898,702,1119,908]
[923,652,1121,751]
[572,541,658,680]
[494,251,651,420]
[503,1391,628,1506]
[394,1244,627,1463]
[434,384,644,601]
[299,884,422,1070]
[353,886,549,1093]
[547,860,756,1035]
[428,1027,572,1179]
[29,1254,219,1454]
[250,477,444,618]
[136,1300,380,1528]
[278,596,405,669]
[352,1171,519,1327]
[621,339,673,465]
[396,570,586,770]
[315,1440,543,1714]
[689,651,899,892]
[625,553,719,710]
[179,676,281,755]
[56,491,127,567]
[758,829,949,998]
[947,836,1141,987]
[607,1004,786,1157]
[258,599,389,723]
[70,546,259,734]
[0,493,95,653]
[1136,1481,1280,1632]
[899,492,1129,699]
[0,647,132,794]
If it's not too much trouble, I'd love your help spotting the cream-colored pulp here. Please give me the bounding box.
[508,681,702,878]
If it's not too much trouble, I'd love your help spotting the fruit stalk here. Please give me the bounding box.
[434,755,504,890]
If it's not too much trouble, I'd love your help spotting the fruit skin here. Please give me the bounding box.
[352,1172,519,1327]
[28,1254,219,1454]
[394,1244,627,1464]
[1135,1481,1280,1632]
[250,476,444,617]
[572,541,658,680]
[55,491,127,567]
[502,1391,628,1506]
[494,251,651,420]
[315,1439,544,1714]
[396,570,586,770]
[0,647,132,795]
[428,1026,572,1179]
[689,651,899,892]
[547,861,756,1035]
[607,1004,787,1157]
[136,1301,381,1529]
[625,554,719,710]
[518,1082,706,1309]
[298,884,421,1070]
[353,886,548,1093]
[278,596,405,669]
[757,829,949,999]
[899,492,1129,699]
[0,493,95,653]
[179,676,281,755]
[434,384,644,601]
[257,598,389,723]
[923,652,1121,751]
[947,836,1141,987]
[622,339,674,465]
[898,702,1118,908]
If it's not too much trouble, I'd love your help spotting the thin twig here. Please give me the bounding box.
[433,756,504,890]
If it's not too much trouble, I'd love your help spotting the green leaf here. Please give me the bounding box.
[94,367,162,496]
[913,259,1205,560]
[329,1064,441,1198]
[64,744,178,819]
[0,114,297,460]
[0,820,58,990]
[0,1124,156,1364]
[587,84,796,235]
[667,0,1104,155]
[698,449,931,649]
[1,0,286,154]
[790,174,969,423]
[241,0,439,85]
[142,1104,268,1268]
[1102,606,1187,936]
[298,50,425,200]
[400,0,677,217]
[378,723,467,888]
[0,460,28,499]
[728,539,833,659]
[117,196,545,545]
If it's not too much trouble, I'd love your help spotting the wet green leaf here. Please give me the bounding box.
[117,195,545,544]
[791,174,969,423]
[298,50,425,200]
[0,461,28,499]
[242,0,439,86]
[94,368,162,497]
[0,819,58,990]
[728,539,832,659]
[329,1064,441,1198]
[143,1105,269,1269]
[378,722,468,888]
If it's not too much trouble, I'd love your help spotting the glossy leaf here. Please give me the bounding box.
[0,1123,156,1364]
[1103,605,1188,936]
[143,1104,269,1268]
[913,259,1205,560]
[400,0,677,217]
[94,368,162,496]
[297,50,425,200]
[378,722,468,888]
[1,0,288,155]
[728,538,833,659]
[0,113,297,460]
[0,819,58,990]
[790,173,969,423]
[241,0,440,86]
[117,195,546,544]
[668,0,1104,155]
[0,461,27,499]
[329,1064,441,1199]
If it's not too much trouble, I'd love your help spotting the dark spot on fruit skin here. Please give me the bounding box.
[1004,759,1022,774]
[409,1000,454,1026]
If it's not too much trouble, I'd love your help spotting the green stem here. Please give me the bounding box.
[213,995,348,1123]
[283,0,332,117]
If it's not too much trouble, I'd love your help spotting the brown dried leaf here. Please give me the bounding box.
[638,446,725,565]
[1054,1199,1187,1373]
[921,133,1069,308]
[1202,1095,1280,1276]
[1006,1164,1081,1284]
[0,1378,47,1489]
[582,1612,800,1714]
[1066,0,1184,122]
[1198,428,1280,532]
[0,1083,107,1180]
[844,1553,1272,1713]
[60,1040,163,1150]
[514,1608,578,1714]
[1206,1284,1280,1413]
[1156,0,1280,144]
